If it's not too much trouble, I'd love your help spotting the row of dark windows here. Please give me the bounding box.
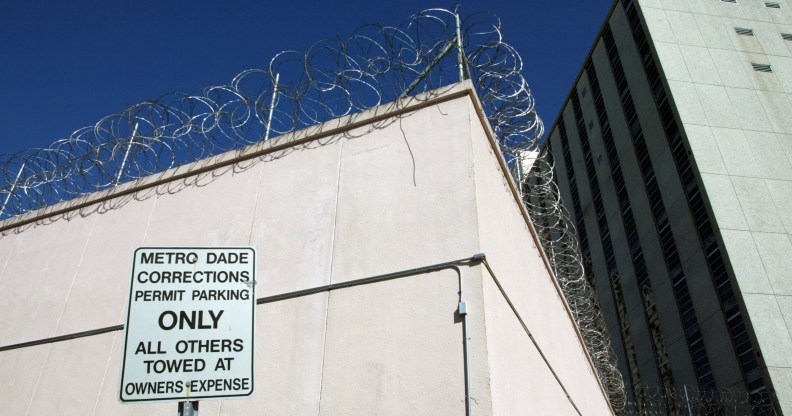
[558,122,590,259]
[622,0,772,412]
[735,26,792,42]
[722,0,783,8]
[574,89,672,394]
[603,25,718,392]
[584,63,685,408]
[611,263,642,399]
[556,120,641,391]
[570,95,615,274]
[733,27,791,73]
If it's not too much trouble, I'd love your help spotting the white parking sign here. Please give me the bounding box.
[120,247,256,403]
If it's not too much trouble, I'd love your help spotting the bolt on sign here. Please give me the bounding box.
[119,247,256,403]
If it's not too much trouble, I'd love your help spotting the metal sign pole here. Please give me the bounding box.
[0,162,25,218]
[115,122,139,186]
[454,10,470,81]
[455,12,465,82]
[120,247,256,404]
[264,73,280,141]
[178,400,199,416]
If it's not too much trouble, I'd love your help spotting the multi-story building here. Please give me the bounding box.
[541,0,792,413]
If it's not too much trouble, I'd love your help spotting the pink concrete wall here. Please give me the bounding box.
[0,84,612,415]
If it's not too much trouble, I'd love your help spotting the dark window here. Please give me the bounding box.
[734,27,755,36]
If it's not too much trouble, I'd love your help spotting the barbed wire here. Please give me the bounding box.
[520,149,628,410]
[0,8,540,220]
[0,7,642,412]
[619,384,778,416]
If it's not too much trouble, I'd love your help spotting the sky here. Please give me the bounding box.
[0,0,613,155]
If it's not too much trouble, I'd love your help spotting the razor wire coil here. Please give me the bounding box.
[0,9,541,219]
[520,150,628,410]
[619,383,778,416]
[0,7,636,412]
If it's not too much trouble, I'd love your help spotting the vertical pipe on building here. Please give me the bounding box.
[116,122,139,187]
[0,162,25,218]
[264,73,280,141]
[462,310,471,416]
[454,264,471,416]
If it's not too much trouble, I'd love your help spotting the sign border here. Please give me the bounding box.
[119,246,256,403]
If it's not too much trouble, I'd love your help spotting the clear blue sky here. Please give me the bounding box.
[0,0,613,155]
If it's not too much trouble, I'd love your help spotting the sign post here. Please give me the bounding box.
[178,400,199,416]
[119,247,256,406]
